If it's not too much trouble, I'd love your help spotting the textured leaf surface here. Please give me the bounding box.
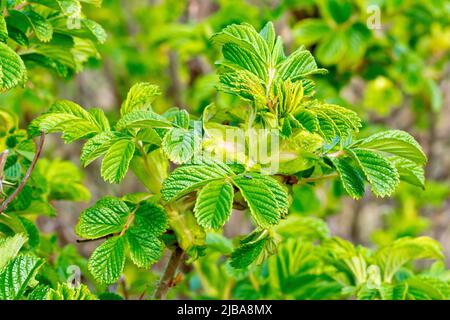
[0,42,26,91]
[126,227,163,269]
[88,236,125,285]
[116,110,172,130]
[134,203,168,236]
[0,255,44,300]
[331,157,365,199]
[161,163,231,201]
[232,174,281,228]
[0,234,27,270]
[101,138,135,183]
[194,180,234,230]
[81,132,120,166]
[278,47,326,81]
[162,128,201,164]
[346,148,399,197]
[355,130,427,165]
[121,82,161,115]
[76,197,130,239]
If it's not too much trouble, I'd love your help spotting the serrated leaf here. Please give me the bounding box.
[0,254,44,300]
[76,197,130,239]
[134,202,168,236]
[101,138,135,183]
[121,82,161,116]
[389,156,425,188]
[80,132,120,166]
[88,236,125,285]
[346,148,399,197]
[331,157,365,199]
[29,100,100,141]
[0,42,26,91]
[116,110,172,131]
[375,237,444,282]
[0,16,8,42]
[278,47,327,81]
[194,180,234,230]
[0,233,27,270]
[126,227,164,269]
[212,23,270,63]
[220,43,267,80]
[25,10,53,42]
[89,108,110,131]
[232,174,281,228]
[162,128,201,164]
[48,283,97,300]
[354,130,427,165]
[230,237,267,269]
[161,162,231,201]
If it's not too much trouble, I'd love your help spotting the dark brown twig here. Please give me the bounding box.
[0,131,45,213]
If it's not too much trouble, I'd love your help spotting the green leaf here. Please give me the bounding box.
[88,236,126,285]
[194,180,234,230]
[220,43,267,80]
[354,130,427,165]
[25,10,53,42]
[375,237,444,282]
[116,110,172,131]
[29,100,100,141]
[101,138,135,183]
[232,174,281,228]
[331,157,365,199]
[81,132,120,166]
[278,47,327,81]
[212,23,270,63]
[121,82,161,116]
[293,19,330,46]
[316,32,347,66]
[0,254,44,300]
[89,108,110,131]
[346,148,399,197]
[218,69,266,106]
[133,202,168,236]
[389,156,425,188]
[162,128,201,164]
[230,237,267,269]
[48,283,97,300]
[126,227,164,269]
[161,162,231,201]
[0,42,26,91]
[0,16,8,42]
[0,233,27,270]
[76,197,130,239]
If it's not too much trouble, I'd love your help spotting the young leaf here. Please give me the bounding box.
[48,283,97,300]
[25,11,53,42]
[76,197,130,239]
[232,174,281,228]
[353,130,427,165]
[121,82,161,116]
[126,227,164,269]
[0,254,44,300]
[162,128,201,164]
[100,138,135,183]
[0,233,27,270]
[88,236,126,285]
[80,132,120,166]
[194,180,234,230]
[0,42,26,91]
[346,148,399,197]
[133,202,168,236]
[331,157,365,199]
[161,162,231,201]
[278,47,327,81]
[116,110,172,131]
[230,237,267,269]
[389,156,425,188]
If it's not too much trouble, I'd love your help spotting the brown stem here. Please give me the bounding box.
[0,131,45,213]
[75,234,113,243]
[153,245,184,300]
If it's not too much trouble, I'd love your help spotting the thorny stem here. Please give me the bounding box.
[0,131,45,214]
[153,245,184,300]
